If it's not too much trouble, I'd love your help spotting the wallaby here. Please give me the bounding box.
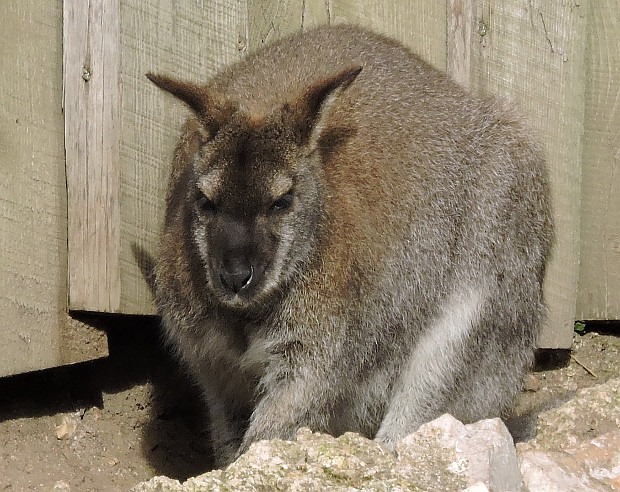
[148,24,553,467]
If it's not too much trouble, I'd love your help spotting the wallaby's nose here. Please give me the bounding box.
[220,265,253,294]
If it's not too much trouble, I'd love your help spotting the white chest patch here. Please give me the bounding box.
[239,335,271,379]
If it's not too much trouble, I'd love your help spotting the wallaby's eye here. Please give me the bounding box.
[196,192,216,213]
[269,190,294,213]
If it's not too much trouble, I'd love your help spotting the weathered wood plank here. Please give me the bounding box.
[469,0,587,348]
[447,0,473,88]
[64,0,122,312]
[0,0,108,377]
[327,0,447,71]
[247,0,330,51]
[118,0,249,314]
[247,0,447,68]
[577,0,620,321]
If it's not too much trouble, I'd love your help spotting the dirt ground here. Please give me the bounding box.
[0,318,618,491]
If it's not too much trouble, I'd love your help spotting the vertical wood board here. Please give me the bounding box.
[447,0,473,88]
[247,0,330,50]
[0,0,66,375]
[577,0,620,320]
[64,0,122,312]
[469,0,587,348]
[327,0,447,71]
[247,0,446,69]
[118,0,249,313]
[0,0,108,377]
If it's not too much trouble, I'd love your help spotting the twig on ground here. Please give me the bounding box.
[570,355,598,378]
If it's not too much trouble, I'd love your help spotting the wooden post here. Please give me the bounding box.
[469,0,587,348]
[577,0,620,320]
[447,0,473,88]
[0,0,108,377]
[63,0,122,312]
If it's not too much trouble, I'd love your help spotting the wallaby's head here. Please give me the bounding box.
[148,66,361,309]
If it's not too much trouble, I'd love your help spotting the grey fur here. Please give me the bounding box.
[148,24,553,467]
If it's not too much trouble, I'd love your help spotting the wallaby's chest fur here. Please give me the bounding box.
[150,24,553,467]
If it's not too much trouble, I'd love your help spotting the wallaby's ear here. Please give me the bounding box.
[146,73,231,137]
[286,66,362,151]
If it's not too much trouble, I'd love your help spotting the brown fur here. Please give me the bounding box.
[148,24,553,467]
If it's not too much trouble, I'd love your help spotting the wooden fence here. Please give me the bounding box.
[1,0,618,376]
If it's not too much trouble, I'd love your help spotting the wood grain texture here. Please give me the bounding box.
[447,0,473,88]
[577,0,620,320]
[248,0,329,50]
[328,0,447,71]
[469,0,587,348]
[0,0,107,377]
[118,0,249,313]
[64,0,122,312]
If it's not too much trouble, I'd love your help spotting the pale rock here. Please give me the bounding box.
[518,378,620,492]
[519,430,620,492]
[399,414,521,492]
[518,377,620,452]
[132,378,620,492]
[55,412,81,440]
[462,483,490,492]
[51,481,71,491]
[132,417,520,492]
[519,450,607,492]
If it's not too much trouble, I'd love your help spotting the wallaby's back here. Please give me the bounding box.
[206,24,551,293]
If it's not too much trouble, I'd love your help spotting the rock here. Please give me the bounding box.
[519,377,620,452]
[522,374,540,392]
[131,476,184,492]
[519,429,620,491]
[51,481,71,491]
[399,414,521,492]
[132,378,620,492]
[462,484,490,492]
[55,412,81,440]
[518,377,620,492]
[519,449,600,492]
[133,417,519,492]
[569,431,620,489]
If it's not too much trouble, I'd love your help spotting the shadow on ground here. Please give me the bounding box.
[0,314,213,480]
